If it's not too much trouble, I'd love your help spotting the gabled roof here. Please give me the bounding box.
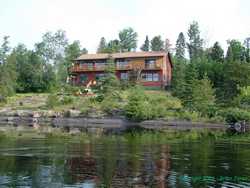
[76,51,168,60]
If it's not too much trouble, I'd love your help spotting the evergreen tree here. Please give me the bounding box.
[119,27,137,52]
[175,32,186,60]
[171,58,187,99]
[164,38,172,53]
[140,36,150,51]
[150,36,164,51]
[187,21,203,60]
[0,36,16,97]
[182,63,199,108]
[97,37,107,53]
[209,42,224,62]
[191,75,215,112]
[226,40,245,62]
[244,37,250,63]
[106,39,121,53]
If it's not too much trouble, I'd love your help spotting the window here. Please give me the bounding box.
[120,72,128,80]
[145,59,156,69]
[95,73,105,80]
[79,61,94,69]
[95,61,106,69]
[116,59,129,68]
[141,73,160,81]
[153,73,159,81]
[80,74,88,83]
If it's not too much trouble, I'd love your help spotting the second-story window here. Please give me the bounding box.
[95,60,106,69]
[79,61,94,70]
[116,59,129,68]
[145,59,156,69]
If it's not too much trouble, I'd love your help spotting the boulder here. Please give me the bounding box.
[65,109,81,117]
[15,110,33,117]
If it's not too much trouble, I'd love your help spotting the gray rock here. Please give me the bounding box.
[65,109,81,117]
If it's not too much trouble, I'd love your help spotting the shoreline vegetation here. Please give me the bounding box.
[0,22,250,135]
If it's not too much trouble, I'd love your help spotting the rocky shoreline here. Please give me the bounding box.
[0,108,237,133]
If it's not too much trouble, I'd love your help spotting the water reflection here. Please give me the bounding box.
[0,137,250,187]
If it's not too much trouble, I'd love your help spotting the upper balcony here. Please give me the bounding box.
[70,59,162,73]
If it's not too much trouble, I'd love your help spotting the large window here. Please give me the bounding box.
[79,61,94,70]
[141,73,160,81]
[80,74,88,83]
[95,61,106,70]
[116,59,129,68]
[145,59,156,69]
[120,72,128,80]
[95,73,105,80]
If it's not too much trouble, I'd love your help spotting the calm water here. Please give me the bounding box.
[0,135,250,188]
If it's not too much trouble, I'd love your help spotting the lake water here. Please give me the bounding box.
[0,135,250,188]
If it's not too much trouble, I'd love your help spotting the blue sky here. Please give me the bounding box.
[0,0,250,53]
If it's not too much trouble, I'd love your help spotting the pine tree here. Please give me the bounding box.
[97,37,107,53]
[182,63,199,108]
[191,75,215,112]
[119,27,137,52]
[175,32,186,60]
[209,42,224,62]
[150,36,164,51]
[140,36,150,51]
[226,40,245,62]
[164,38,172,53]
[187,21,203,60]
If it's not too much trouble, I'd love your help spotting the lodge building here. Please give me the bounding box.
[70,51,173,89]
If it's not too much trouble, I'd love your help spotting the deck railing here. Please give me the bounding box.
[70,63,161,72]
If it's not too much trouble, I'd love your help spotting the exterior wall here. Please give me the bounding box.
[70,54,172,89]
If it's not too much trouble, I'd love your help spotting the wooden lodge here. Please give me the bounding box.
[69,51,173,89]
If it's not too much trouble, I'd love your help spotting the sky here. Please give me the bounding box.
[0,0,250,53]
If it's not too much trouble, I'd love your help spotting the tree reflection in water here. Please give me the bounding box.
[0,136,250,187]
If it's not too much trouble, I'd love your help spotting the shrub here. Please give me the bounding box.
[46,94,60,108]
[176,110,200,122]
[46,94,74,108]
[61,96,74,105]
[124,88,182,121]
[220,108,250,123]
[124,88,152,121]
[233,86,250,109]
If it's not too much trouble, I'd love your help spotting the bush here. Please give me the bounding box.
[46,94,74,108]
[124,88,152,121]
[233,86,250,109]
[220,108,250,123]
[124,88,182,121]
[176,110,200,121]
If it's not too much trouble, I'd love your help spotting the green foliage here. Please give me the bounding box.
[191,75,216,113]
[226,40,246,62]
[209,42,224,62]
[233,86,250,109]
[220,108,250,123]
[124,88,151,121]
[93,57,120,96]
[187,21,203,60]
[46,94,74,108]
[150,36,164,51]
[119,27,138,52]
[0,36,16,97]
[97,37,108,53]
[175,32,186,60]
[124,88,182,121]
[140,35,150,51]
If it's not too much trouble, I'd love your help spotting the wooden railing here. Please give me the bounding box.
[70,63,161,72]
